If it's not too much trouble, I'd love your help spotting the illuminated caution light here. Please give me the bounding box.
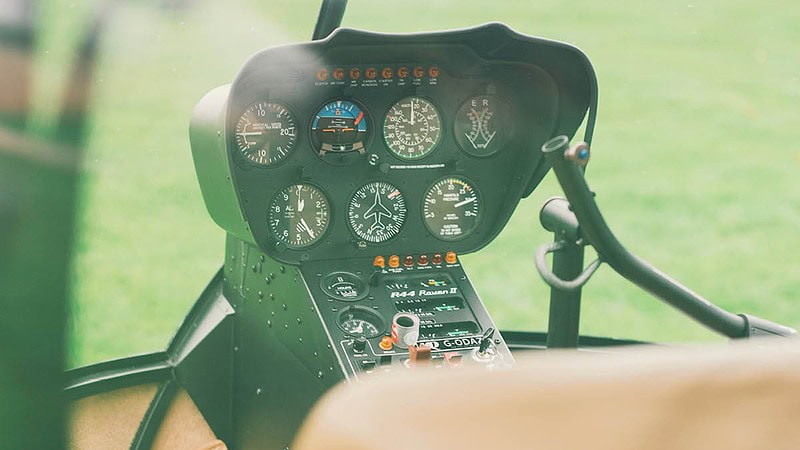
[388,255,400,268]
[373,255,385,269]
[445,251,457,264]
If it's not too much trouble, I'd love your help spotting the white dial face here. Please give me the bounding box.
[348,181,406,243]
[383,96,442,160]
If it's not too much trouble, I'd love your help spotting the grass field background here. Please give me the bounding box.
[33,0,800,368]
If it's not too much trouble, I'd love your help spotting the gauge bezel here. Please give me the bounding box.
[346,180,408,245]
[421,175,483,242]
[232,100,300,168]
[309,97,374,165]
[453,94,512,158]
[320,271,368,302]
[382,95,444,161]
[267,182,333,250]
[336,305,386,339]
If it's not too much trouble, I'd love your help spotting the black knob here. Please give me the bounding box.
[478,327,495,354]
[353,336,367,353]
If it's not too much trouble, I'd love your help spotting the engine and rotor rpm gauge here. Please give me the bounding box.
[311,99,370,155]
[337,306,385,338]
[348,181,407,243]
[234,101,298,165]
[422,177,481,241]
[268,184,330,249]
[454,95,510,157]
[383,96,442,160]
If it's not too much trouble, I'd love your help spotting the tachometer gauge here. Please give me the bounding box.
[348,181,406,243]
[268,184,330,249]
[454,95,510,157]
[234,101,298,165]
[422,177,481,241]
[337,306,384,338]
[383,96,442,160]
[311,99,370,154]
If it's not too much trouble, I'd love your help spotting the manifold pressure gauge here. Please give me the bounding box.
[234,101,298,165]
[383,96,442,160]
[348,181,407,243]
[422,177,481,241]
[268,184,330,249]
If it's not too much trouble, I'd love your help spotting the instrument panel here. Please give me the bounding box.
[205,24,595,265]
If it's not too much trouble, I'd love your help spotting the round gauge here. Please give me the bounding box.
[311,99,370,154]
[268,184,330,249]
[348,181,407,243]
[383,96,443,160]
[422,177,481,241]
[454,95,510,157]
[321,272,368,301]
[234,101,298,165]
[337,306,385,338]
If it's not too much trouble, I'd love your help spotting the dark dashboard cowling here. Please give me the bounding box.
[192,23,596,266]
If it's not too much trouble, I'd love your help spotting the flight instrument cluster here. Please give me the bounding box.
[193,24,594,265]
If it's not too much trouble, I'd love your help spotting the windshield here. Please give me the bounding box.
[13,0,797,368]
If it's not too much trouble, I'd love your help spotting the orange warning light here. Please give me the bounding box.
[379,335,393,351]
[373,255,385,269]
[445,251,457,264]
[332,68,345,80]
[316,68,329,81]
[388,255,400,268]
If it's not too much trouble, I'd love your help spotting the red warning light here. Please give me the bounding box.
[332,68,345,80]
[413,66,425,78]
[397,66,409,78]
[381,67,393,79]
[366,67,378,79]
[428,65,440,78]
[349,67,361,80]
[316,68,329,81]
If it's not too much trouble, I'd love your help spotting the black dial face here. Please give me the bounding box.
[268,184,330,249]
[348,181,407,243]
[311,99,370,154]
[422,177,481,241]
[383,96,442,160]
[337,306,384,338]
[234,101,298,165]
[321,272,368,302]
[454,95,510,157]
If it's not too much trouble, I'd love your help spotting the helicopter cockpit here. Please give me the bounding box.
[1,0,788,449]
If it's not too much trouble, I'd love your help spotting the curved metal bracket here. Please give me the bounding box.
[535,241,602,292]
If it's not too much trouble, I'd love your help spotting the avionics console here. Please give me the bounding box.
[190,23,595,448]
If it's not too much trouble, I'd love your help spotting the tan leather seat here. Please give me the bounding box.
[70,385,226,450]
[295,338,800,450]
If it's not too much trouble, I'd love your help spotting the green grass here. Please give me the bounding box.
[32,0,800,367]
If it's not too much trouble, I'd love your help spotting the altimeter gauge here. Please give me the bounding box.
[454,95,510,157]
[348,181,407,243]
[422,177,481,241]
[234,101,298,165]
[383,96,442,160]
[268,184,330,249]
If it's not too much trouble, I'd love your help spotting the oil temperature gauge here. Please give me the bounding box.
[321,272,368,302]
[337,306,385,339]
